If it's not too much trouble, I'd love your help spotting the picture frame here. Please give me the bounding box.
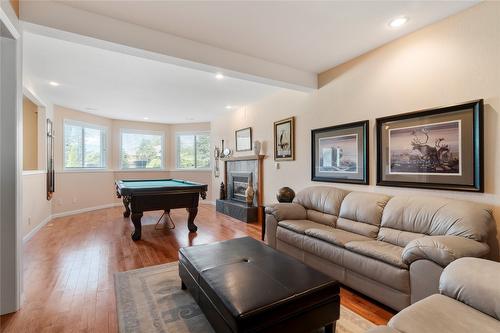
[311,120,369,184]
[235,127,252,152]
[376,99,483,192]
[274,116,295,161]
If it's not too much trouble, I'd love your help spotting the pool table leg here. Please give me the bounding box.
[131,212,143,241]
[122,197,131,218]
[186,207,198,232]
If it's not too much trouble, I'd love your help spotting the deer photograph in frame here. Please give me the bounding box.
[312,120,369,184]
[376,100,483,192]
[274,116,295,161]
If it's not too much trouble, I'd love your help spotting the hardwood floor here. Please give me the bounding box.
[0,204,394,332]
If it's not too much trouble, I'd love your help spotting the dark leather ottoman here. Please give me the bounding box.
[179,237,340,333]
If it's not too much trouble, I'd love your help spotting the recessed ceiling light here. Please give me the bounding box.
[225,105,233,110]
[143,117,149,120]
[215,73,224,80]
[389,16,408,28]
[49,81,60,86]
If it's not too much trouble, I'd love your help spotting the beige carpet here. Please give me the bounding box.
[115,262,375,333]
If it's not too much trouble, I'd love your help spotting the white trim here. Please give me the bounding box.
[175,132,211,169]
[22,215,52,244]
[171,168,212,172]
[115,168,168,173]
[119,128,166,170]
[22,170,46,176]
[51,203,122,219]
[201,201,215,206]
[63,119,109,170]
[58,168,112,174]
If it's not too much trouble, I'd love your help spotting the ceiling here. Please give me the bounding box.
[23,1,478,124]
[23,32,281,123]
[64,0,477,73]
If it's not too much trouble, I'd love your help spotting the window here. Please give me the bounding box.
[176,133,210,169]
[64,120,107,169]
[120,130,164,169]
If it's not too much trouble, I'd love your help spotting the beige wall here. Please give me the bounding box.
[51,105,212,214]
[22,96,38,170]
[21,172,51,238]
[211,2,500,258]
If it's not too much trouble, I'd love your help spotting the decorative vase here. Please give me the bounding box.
[245,174,255,206]
[253,140,261,156]
[276,187,295,203]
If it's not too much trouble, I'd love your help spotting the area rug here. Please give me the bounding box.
[115,262,375,333]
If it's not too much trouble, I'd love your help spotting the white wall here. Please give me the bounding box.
[211,2,500,259]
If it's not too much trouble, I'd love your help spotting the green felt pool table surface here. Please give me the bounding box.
[117,179,203,189]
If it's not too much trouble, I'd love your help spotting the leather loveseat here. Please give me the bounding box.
[367,257,500,333]
[265,186,492,310]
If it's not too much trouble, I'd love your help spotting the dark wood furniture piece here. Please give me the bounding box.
[179,237,340,333]
[115,179,207,240]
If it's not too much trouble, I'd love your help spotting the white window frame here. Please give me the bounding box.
[119,128,165,170]
[175,132,211,170]
[63,119,108,171]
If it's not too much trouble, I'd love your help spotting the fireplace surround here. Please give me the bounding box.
[216,155,265,223]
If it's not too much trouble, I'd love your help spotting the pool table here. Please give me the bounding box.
[115,179,208,240]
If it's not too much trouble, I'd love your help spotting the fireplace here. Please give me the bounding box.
[230,172,252,203]
[216,156,264,223]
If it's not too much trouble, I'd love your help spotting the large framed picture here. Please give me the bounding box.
[274,117,295,161]
[312,120,369,184]
[376,100,483,192]
[235,127,252,152]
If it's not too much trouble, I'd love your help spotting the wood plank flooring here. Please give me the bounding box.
[0,204,394,332]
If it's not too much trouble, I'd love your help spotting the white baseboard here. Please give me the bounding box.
[51,203,122,219]
[24,201,216,243]
[22,215,52,244]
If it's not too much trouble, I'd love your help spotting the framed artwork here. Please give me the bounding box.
[235,127,252,152]
[312,120,369,184]
[376,99,483,192]
[274,117,295,160]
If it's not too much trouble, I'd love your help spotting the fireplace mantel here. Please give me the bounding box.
[222,155,267,162]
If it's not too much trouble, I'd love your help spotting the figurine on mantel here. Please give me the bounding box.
[219,182,226,200]
[245,174,255,206]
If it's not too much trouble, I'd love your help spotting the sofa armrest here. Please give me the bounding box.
[264,203,307,221]
[440,257,500,320]
[402,235,489,267]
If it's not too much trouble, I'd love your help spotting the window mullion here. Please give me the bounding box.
[81,126,85,168]
[194,135,197,169]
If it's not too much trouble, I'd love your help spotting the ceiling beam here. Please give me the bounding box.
[20,1,317,91]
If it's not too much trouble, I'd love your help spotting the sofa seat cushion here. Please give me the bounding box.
[305,227,372,248]
[278,219,323,234]
[345,240,407,269]
[388,294,500,333]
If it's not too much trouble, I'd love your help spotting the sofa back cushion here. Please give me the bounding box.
[380,196,492,243]
[336,192,391,238]
[293,186,349,226]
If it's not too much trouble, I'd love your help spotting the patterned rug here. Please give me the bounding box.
[115,262,375,333]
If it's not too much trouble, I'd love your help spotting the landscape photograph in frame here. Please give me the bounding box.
[312,120,368,184]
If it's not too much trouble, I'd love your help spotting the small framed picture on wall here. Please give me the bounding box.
[376,99,483,192]
[235,127,252,152]
[274,117,295,161]
[311,120,369,184]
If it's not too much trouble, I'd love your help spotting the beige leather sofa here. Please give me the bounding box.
[265,186,492,310]
[367,257,500,333]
